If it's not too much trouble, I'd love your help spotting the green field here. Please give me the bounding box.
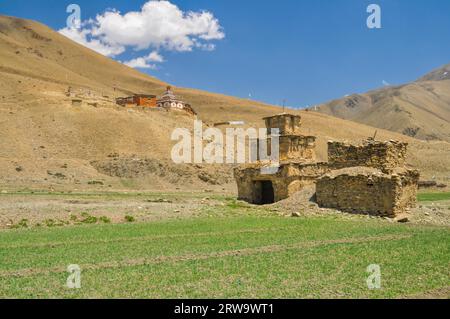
[418,192,450,202]
[0,215,448,298]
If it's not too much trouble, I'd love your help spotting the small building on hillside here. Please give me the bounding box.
[157,86,197,116]
[115,87,196,115]
[71,99,82,107]
[133,94,157,107]
[116,96,133,106]
[116,94,157,107]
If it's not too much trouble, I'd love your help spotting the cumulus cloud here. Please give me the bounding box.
[122,51,164,69]
[58,0,225,61]
[59,26,125,57]
[148,51,165,63]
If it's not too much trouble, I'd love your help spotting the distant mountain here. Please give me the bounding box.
[315,64,450,142]
[418,64,450,82]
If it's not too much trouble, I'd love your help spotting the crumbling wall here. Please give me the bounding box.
[316,167,419,217]
[234,167,257,203]
[279,136,316,161]
[264,114,301,135]
[328,140,407,173]
[392,169,420,215]
[234,162,329,204]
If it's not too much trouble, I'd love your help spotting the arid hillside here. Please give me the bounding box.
[316,64,450,142]
[0,15,449,190]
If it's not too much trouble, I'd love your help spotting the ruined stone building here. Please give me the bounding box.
[316,140,419,218]
[234,114,329,205]
[326,140,408,172]
[234,113,419,218]
[264,114,317,161]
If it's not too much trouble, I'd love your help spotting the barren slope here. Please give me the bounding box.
[316,65,450,142]
[0,15,449,190]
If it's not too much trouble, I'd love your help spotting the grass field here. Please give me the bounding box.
[418,192,450,202]
[0,213,448,298]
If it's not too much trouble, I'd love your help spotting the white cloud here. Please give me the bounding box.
[123,58,156,69]
[58,0,224,60]
[147,51,164,63]
[122,51,164,69]
[59,26,125,57]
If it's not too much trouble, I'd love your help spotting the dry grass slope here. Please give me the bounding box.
[316,64,450,142]
[0,15,449,190]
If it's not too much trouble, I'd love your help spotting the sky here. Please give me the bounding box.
[1,0,449,108]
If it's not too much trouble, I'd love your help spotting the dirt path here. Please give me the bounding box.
[402,286,450,299]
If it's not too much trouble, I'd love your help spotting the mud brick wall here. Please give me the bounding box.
[316,169,419,217]
[234,162,329,203]
[392,169,420,215]
[253,135,316,162]
[264,114,302,135]
[328,140,408,173]
[278,135,316,161]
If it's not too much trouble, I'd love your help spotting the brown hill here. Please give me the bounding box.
[0,15,449,191]
[418,64,450,82]
[315,65,450,142]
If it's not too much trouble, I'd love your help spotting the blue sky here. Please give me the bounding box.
[1,0,449,107]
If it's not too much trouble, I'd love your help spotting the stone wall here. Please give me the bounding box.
[264,114,301,135]
[254,114,316,162]
[393,170,420,215]
[234,162,329,204]
[278,135,316,161]
[258,135,316,161]
[316,167,419,217]
[328,140,407,173]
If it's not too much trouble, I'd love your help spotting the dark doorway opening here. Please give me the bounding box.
[254,181,274,205]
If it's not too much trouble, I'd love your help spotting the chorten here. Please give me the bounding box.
[157,86,186,110]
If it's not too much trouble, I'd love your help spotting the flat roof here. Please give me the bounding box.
[134,94,157,98]
[262,113,301,120]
